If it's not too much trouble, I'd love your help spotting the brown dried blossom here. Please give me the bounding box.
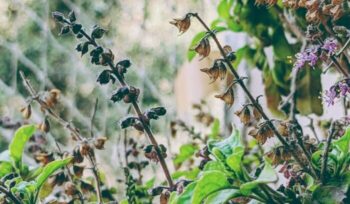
[277,121,290,137]
[192,37,211,59]
[200,60,227,82]
[20,105,32,119]
[266,146,292,165]
[93,136,107,150]
[248,123,274,144]
[37,118,50,133]
[235,106,252,125]
[170,14,192,34]
[215,88,234,107]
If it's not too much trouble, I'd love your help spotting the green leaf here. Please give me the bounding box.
[12,180,36,203]
[217,0,231,19]
[203,161,226,172]
[174,144,199,165]
[226,146,244,177]
[172,168,200,180]
[333,128,350,154]
[192,171,231,204]
[204,188,241,204]
[208,119,220,139]
[9,125,36,170]
[208,129,242,157]
[187,32,206,61]
[35,157,72,191]
[0,162,13,177]
[312,185,346,204]
[272,28,293,59]
[296,68,323,116]
[240,161,277,195]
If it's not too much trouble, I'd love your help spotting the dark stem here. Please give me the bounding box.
[0,185,22,204]
[308,117,320,144]
[191,13,313,176]
[19,71,103,204]
[321,121,337,184]
[75,27,174,188]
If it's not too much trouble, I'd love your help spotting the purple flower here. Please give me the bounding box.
[293,51,308,69]
[322,38,338,55]
[293,46,319,69]
[324,79,350,106]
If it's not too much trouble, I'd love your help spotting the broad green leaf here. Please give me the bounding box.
[204,188,241,204]
[0,162,13,177]
[171,181,197,204]
[217,0,231,19]
[226,146,244,177]
[187,32,206,61]
[296,68,323,116]
[208,129,242,157]
[240,161,277,195]
[272,28,294,59]
[192,171,231,204]
[174,144,199,165]
[9,125,36,170]
[35,157,72,190]
[333,128,350,154]
[172,168,200,180]
[203,161,226,172]
[312,185,346,204]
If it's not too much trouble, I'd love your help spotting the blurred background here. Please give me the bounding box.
[0,0,347,202]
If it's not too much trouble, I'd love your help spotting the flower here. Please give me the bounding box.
[322,38,338,55]
[293,46,320,69]
[170,14,192,34]
[324,79,350,106]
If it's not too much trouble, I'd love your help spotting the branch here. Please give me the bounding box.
[321,121,337,184]
[19,71,103,203]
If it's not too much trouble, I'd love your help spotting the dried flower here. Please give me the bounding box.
[73,165,85,178]
[277,121,290,137]
[266,146,292,165]
[235,106,251,125]
[248,124,274,144]
[123,86,140,103]
[20,105,32,119]
[64,181,77,195]
[252,107,262,121]
[97,70,116,85]
[91,25,106,39]
[111,86,129,103]
[192,37,211,59]
[170,14,192,34]
[79,141,92,156]
[215,88,234,107]
[200,60,227,82]
[34,152,54,165]
[38,118,50,133]
[93,136,107,150]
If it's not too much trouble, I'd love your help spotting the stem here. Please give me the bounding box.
[321,121,337,184]
[19,71,103,203]
[75,26,174,188]
[191,13,312,175]
[0,185,22,204]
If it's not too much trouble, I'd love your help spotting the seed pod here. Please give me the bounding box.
[235,106,251,125]
[91,25,106,39]
[193,37,211,59]
[73,146,84,163]
[79,141,92,156]
[170,14,191,34]
[59,26,70,35]
[100,49,115,66]
[68,11,76,22]
[64,181,77,195]
[111,86,129,103]
[72,23,82,34]
[38,118,50,133]
[52,11,65,22]
[93,136,107,150]
[73,165,85,178]
[151,107,167,116]
[123,86,140,103]
[215,88,234,107]
[21,105,32,119]
[97,70,115,85]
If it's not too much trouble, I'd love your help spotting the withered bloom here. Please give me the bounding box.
[73,165,85,178]
[170,14,192,34]
[93,136,107,150]
[192,37,211,60]
[253,107,262,121]
[44,89,61,108]
[20,105,32,119]
[200,60,227,82]
[38,118,50,133]
[215,88,234,107]
[34,152,54,165]
[64,181,77,195]
[79,141,92,156]
[248,124,274,144]
[277,121,290,137]
[266,146,292,165]
[235,106,251,125]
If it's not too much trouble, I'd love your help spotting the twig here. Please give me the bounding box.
[307,117,321,144]
[0,185,22,204]
[320,121,337,183]
[191,13,314,176]
[60,19,174,188]
[19,71,103,204]
[90,98,99,138]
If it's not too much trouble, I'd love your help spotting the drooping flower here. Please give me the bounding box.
[322,38,338,55]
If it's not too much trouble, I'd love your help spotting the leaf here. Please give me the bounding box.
[263,65,284,117]
[217,0,231,19]
[272,28,294,59]
[203,161,226,172]
[171,168,200,180]
[296,68,323,116]
[187,32,206,61]
[240,161,277,195]
[226,146,244,177]
[0,162,13,177]
[208,119,220,139]
[9,125,36,170]
[192,171,231,204]
[333,128,350,154]
[208,129,242,157]
[11,180,36,203]
[174,144,199,165]
[204,188,241,204]
[312,185,346,204]
[35,157,72,191]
